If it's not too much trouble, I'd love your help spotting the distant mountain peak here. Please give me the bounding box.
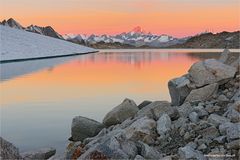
[130,26,146,34]
[1,18,24,30]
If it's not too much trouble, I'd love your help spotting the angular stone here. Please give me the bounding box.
[177,102,193,118]
[168,75,191,106]
[219,122,235,135]
[213,136,226,144]
[134,155,145,160]
[78,143,128,159]
[227,139,240,149]
[185,83,218,103]
[189,112,199,123]
[136,101,177,120]
[178,145,206,160]
[219,49,240,68]
[198,126,219,139]
[137,100,152,110]
[225,108,240,123]
[157,114,171,135]
[124,116,157,145]
[188,59,236,87]
[138,142,162,159]
[21,148,56,160]
[207,114,230,127]
[226,123,240,140]
[0,137,21,160]
[103,98,139,127]
[71,116,104,142]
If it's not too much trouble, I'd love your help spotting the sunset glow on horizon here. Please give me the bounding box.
[1,0,239,37]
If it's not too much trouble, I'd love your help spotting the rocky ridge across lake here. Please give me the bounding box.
[65,49,240,160]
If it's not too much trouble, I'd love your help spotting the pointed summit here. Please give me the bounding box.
[1,18,24,30]
[130,26,146,34]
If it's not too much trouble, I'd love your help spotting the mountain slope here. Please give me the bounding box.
[0,26,97,62]
[171,31,240,49]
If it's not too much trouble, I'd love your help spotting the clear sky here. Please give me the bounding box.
[1,0,239,37]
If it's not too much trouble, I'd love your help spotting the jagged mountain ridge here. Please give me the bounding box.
[63,26,188,48]
[1,18,63,39]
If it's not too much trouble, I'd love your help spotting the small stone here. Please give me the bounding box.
[225,108,240,123]
[178,145,205,160]
[198,126,219,139]
[193,106,208,117]
[213,136,226,144]
[226,123,240,140]
[217,94,229,106]
[184,132,191,141]
[134,155,145,160]
[226,139,240,149]
[157,114,172,135]
[138,142,162,159]
[197,144,207,151]
[207,114,230,127]
[189,112,199,123]
[177,102,193,118]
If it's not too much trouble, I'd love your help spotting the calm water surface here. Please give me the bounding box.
[0,49,225,153]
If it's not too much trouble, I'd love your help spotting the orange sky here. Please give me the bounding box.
[1,0,239,37]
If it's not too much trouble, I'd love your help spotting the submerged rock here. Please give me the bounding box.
[71,116,104,142]
[188,59,236,87]
[103,98,139,127]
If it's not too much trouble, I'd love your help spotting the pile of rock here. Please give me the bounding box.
[66,49,239,160]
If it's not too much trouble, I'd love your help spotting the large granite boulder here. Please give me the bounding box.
[124,116,157,145]
[168,75,191,106]
[0,137,22,159]
[71,116,104,142]
[188,59,236,87]
[185,83,218,103]
[219,49,240,67]
[21,148,56,160]
[136,101,177,120]
[103,98,139,127]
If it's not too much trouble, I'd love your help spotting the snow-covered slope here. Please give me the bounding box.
[0,26,97,62]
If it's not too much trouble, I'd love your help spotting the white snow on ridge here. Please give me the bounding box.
[0,26,97,61]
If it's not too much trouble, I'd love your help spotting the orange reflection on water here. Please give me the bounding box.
[1,52,199,107]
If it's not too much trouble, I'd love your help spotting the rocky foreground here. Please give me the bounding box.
[1,49,239,160]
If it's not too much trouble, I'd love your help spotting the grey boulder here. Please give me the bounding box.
[71,116,104,141]
[136,101,177,120]
[103,98,139,127]
[168,75,191,106]
[157,114,172,135]
[188,59,236,87]
[185,83,218,103]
